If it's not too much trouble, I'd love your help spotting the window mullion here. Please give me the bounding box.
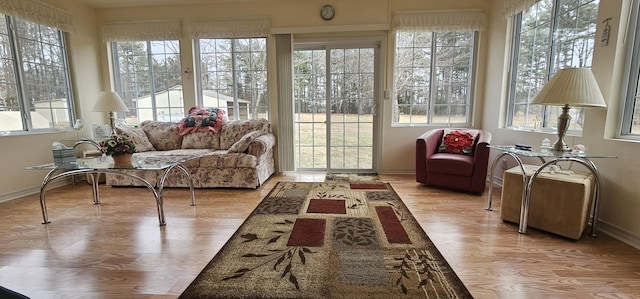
[428,32,436,124]
[541,0,561,128]
[146,40,158,121]
[7,16,30,131]
[194,40,203,106]
[231,39,240,119]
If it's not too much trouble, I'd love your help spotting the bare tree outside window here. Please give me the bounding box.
[196,38,268,120]
[112,40,182,123]
[393,30,476,126]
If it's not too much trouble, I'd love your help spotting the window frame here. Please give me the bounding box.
[506,0,600,133]
[110,40,183,124]
[619,0,640,140]
[0,14,75,133]
[194,37,269,121]
[391,29,478,126]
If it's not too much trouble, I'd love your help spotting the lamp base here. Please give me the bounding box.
[552,139,571,152]
[553,104,572,152]
[109,111,117,136]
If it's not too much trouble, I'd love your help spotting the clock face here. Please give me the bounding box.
[321,5,335,21]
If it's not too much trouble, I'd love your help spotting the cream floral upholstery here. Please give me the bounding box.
[106,118,275,189]
[141,121,182,150]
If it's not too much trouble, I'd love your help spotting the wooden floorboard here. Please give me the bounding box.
[0,173,638,298]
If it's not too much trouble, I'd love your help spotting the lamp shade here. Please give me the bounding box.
[93,91,128,112]
[531,68,607,107]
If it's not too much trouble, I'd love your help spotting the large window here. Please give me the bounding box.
[507,0,599,131]
[0,14,74,132]
[393,30,476,125]
[621,0,640,138]
[111,40,182,123]
[195,38,268,120]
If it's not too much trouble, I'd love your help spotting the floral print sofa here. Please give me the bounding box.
[106,118,275,189]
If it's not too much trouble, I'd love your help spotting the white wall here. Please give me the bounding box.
[483,0,640,247]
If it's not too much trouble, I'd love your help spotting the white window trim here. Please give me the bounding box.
[101,20,182,42]
[0,0,74,32]
[618,0,640,140]
[188,17,270,39]
[502,0,540,18]
[392,9,486,32]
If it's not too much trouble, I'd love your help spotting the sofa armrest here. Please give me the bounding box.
[247,133,276,158]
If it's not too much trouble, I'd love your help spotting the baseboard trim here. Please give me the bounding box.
[596,220,640,250]
[0,178,74,203]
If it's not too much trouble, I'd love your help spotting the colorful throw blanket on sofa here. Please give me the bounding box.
[179,106,226,136]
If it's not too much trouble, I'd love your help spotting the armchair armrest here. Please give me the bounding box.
[416,129,444,183]
[472,130,491,165]
[417,129,444,158]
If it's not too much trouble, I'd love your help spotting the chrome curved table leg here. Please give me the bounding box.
[486,152,526,211]
[40,169,161,225]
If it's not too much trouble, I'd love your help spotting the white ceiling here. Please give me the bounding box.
[72,0,265,8]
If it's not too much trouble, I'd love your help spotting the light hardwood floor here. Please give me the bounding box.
[1,173,639,298]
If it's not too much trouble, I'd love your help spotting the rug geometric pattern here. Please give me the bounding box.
[179,181,473,299]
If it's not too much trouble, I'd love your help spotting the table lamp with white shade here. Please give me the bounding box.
[531,67,607,151]
[92,91,128,136]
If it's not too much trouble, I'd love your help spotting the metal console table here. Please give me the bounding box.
[486,145,616,237]
[27,153,199,226]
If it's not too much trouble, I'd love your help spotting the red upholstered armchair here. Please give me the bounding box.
[416,128,492,194]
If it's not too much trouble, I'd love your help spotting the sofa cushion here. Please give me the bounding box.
[182,131,220,150]
[198,151,258,168]
[141,120,182,150]
[438,129,478,155]
[115,126,155,152]
[228,131,261,153]
[219,119,271,149]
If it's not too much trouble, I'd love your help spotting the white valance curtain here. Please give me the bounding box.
[503,0,540,18]
[101,20,182,42]
[188,18,270,39]
[392,9,486,32]
[0,0,74,32]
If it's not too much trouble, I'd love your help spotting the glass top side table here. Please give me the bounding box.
[486,145,616,237]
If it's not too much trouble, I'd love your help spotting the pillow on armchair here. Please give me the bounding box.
[438,129,478,155]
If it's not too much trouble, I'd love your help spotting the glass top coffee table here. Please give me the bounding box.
[27,154,200,226]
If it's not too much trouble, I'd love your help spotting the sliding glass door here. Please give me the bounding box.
[293,42,379,172]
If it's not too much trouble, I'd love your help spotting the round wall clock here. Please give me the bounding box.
[321,5,335,21]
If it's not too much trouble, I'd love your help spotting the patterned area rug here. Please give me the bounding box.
[325,173,381,182]
[179,182,472,299]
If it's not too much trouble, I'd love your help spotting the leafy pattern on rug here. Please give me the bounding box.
[222,219,319,291]
[179,182,473,299]
[333,217,380,248]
